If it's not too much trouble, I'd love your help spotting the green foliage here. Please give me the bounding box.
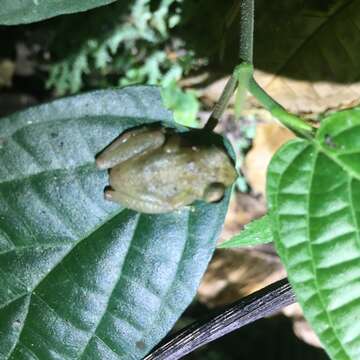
[0,0,117,25]
[267,108,360,360]
[3,0,360,358]
[46,0,201,126]
[218,215,272,248]
[0,86,231,358]
[161,81,199,127]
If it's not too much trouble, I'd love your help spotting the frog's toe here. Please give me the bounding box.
[203,183,226,203]
[104,187,115,201]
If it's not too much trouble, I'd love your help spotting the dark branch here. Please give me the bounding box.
[144,278,295,360]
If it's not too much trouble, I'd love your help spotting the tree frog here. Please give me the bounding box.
[96,125,237,214]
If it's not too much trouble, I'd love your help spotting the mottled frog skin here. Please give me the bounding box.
[96,125,237,213]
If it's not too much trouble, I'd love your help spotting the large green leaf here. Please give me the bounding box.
[0,86,231,359]
[267,108,360,360]
[0,0,117,25]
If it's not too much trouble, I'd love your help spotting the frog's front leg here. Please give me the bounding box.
[96,126,166,170]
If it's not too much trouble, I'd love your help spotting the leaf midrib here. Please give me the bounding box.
[347,176,360,251]
[305,149,351,360]
[275,140,355,359]
[0,163,95,186]
[78,214,141,359]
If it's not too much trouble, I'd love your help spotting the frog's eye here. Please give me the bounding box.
[203,183,225,203]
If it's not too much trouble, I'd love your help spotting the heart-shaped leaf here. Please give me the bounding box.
[0,0,117,25]
[0,86,231,359]
[267,108,360,360]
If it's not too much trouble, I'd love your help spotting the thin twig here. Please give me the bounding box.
[144,278,295,360]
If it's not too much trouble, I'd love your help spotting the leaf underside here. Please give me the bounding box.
[0,0,117,25]
[0,86,230,359]
[267,108,360,360]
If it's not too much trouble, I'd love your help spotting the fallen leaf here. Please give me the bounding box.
[243,123,295,195]
[202,70,360,116]
[252,70,360,114]
[198,248,284,308]
[283,303,322,349]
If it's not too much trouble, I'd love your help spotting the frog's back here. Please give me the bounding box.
[109,145,236,213]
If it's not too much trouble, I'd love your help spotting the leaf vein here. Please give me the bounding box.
[306,152,352,359]
[78,213,141,357]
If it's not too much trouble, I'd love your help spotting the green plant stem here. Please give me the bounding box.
[248,77,315,138]
[234,62,253,117]
[206,0,314,139]
[206,0,255,129]
[239,0,254,63]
